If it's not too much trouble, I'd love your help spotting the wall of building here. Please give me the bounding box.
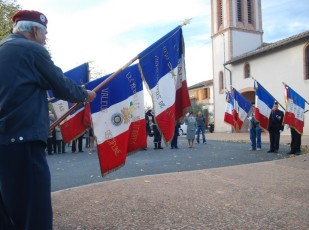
[231,30,263,57]
[224,42,309,134]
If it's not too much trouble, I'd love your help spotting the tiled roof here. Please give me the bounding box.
[225,30,309,65]
[188,79,213,90]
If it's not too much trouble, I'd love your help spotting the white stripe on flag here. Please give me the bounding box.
[92,90,144,144]
[286,98,304,122]
[150,69,177,116]
[256,95,272,118]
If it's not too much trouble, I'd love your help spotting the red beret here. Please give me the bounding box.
[12,10,48,27]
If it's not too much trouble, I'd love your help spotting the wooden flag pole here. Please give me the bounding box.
[49,55,139,132]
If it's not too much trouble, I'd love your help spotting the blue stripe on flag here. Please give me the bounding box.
[64,63,89,85]
[255,81,275,108]
[289,87,305,109]
[233,89,251,113]
[85,64,143,114]
[138,26,183,89]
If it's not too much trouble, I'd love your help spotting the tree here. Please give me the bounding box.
[0,0,20,40]
[192,102,214,126]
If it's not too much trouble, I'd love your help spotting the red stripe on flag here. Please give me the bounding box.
[83,102,91,126]
[156,104,176,142]
[60,109,89,143]
[127,119,147,152]
[232,110,240,130]
[224,112,235,128]
[255,108,269,130]
[175,80,191,121]
[97,130,130,175]
[284,111,304,134]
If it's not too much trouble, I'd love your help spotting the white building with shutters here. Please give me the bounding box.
[211,0,309,134]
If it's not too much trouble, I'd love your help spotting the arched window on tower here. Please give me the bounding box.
[247,0,253,24]
[218,0,223,29]
[305,44,309,80]
[219,71,224,93]
[237,0,242,22]
[244,63,251,78]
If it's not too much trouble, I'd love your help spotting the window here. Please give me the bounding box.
[218,0,223,28]
[237,0,242,22]
[244,63,250,78]
[219,71,224,93]
[305,45,309,80]
[202,88,210,100]
[247,0,253,24]
[195,90,200,101]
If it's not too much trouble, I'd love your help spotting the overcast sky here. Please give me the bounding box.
[19,0,309,87]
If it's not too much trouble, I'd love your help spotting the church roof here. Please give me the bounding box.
[188,79,213,90]
[225,30,309,65]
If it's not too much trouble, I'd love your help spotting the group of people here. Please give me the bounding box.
[185,111,207,148]
[248,101,302,155]
[0,9,306,230]
[145,110,207,149]
[47,111,66,154]
[47,110,96,154]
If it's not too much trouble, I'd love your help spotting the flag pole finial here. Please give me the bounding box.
[181,18,192,27]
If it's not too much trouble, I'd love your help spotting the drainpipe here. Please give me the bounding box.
[222,33,232,91]
[224,63,232,91]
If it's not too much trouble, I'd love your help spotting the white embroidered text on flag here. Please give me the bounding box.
[138,26,191,142]
[85,64,146,175]
[283,85,305,134]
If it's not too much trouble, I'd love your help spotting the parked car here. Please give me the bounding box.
[207,122,214,133]
[179,123,187,135]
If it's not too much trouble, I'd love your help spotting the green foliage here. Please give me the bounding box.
[191,102,214,125]
[191,103,204,115]
[0,0,20,40]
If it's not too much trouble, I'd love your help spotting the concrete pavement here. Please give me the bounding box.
[52,133,309,229]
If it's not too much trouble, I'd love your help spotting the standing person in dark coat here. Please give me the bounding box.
[72,134,84,153]
[196,111,206,144]
[267,102,284,153]
[146,109,163,150]
[171,121,181,149]
[288,126,302,155]
[144,112,153,150]
[0,10,96,230]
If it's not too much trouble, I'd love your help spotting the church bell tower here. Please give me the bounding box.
[211,0,263,132]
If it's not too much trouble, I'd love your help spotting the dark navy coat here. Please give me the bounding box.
[268,109,284,132]
[0,34,88,144]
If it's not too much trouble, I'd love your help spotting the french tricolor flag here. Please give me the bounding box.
[254,81,275,130]
[283,86,305,134]
[58,102,91,143]
[49,63,90,143]
[85,64,146,175]
[232,88,251,130]
[224,91,236,129]
[138,26,191,142]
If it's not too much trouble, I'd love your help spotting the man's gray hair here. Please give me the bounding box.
[12,21,46,33]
